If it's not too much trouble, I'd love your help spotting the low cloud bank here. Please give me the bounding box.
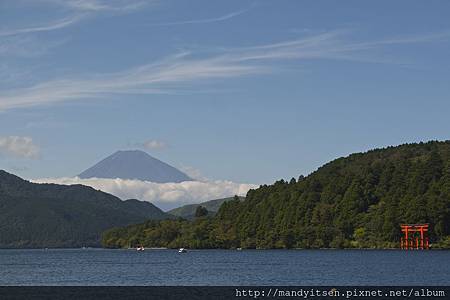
[32,177,258,211]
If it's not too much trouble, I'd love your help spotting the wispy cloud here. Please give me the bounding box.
[0,15,85,37]
[141,139,168,151]
[0,62,32,84]
[0,35,67,57]
[0,51,260,110]
[0,0,151,58]
[0,136,40,159]
[1,30,449,111]
[32,177,257,210]
[1,0,151,37]
[49,0,151,12]
[179,165,209,182]
[150,9,248,26]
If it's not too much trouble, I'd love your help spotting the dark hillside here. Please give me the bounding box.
[0,171,170,248]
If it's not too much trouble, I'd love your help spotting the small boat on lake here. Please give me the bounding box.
[136,246,145,251]
[178,248,187,253]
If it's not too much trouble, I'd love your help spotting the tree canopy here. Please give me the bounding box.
[102,141,450,249]
[195,206,209,218]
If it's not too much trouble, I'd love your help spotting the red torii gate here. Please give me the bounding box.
[400,224,429,250]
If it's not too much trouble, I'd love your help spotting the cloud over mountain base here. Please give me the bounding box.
[32,177,258,211]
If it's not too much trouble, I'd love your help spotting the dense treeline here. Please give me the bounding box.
[102,141,450,249]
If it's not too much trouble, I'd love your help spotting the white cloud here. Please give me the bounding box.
[0,36,67,57]
[0,51,259,110]
[0,15,85,37]
[141,140,167,150]
[150,9,248,26]
[31,177,258,210]
[50,0,150,12]
[0,0,151,59]
[0,0,150,38]
[179,165,209,182]
[1,30,449,110]
[0,136,40,159]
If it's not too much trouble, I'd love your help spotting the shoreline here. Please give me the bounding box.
[0,247,448,251]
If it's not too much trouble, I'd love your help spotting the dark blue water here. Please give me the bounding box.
[0,249,448,285]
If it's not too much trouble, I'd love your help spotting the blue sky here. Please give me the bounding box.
[1,0,450,187]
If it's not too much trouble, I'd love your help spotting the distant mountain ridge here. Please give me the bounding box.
[168,196,245,219]
[0,170,171,248]
[78,150,192,183]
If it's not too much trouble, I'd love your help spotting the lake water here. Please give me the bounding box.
[0,249,449,285]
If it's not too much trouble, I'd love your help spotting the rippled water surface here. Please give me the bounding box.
[0,249,449,285]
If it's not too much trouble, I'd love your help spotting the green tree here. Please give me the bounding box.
[195,206,208,218]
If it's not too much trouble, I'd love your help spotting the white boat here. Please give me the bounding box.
[136,246,145,251]
[178,248,187,253]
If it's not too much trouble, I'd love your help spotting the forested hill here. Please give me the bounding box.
[102,141,450,249]
[0,170,171,248]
